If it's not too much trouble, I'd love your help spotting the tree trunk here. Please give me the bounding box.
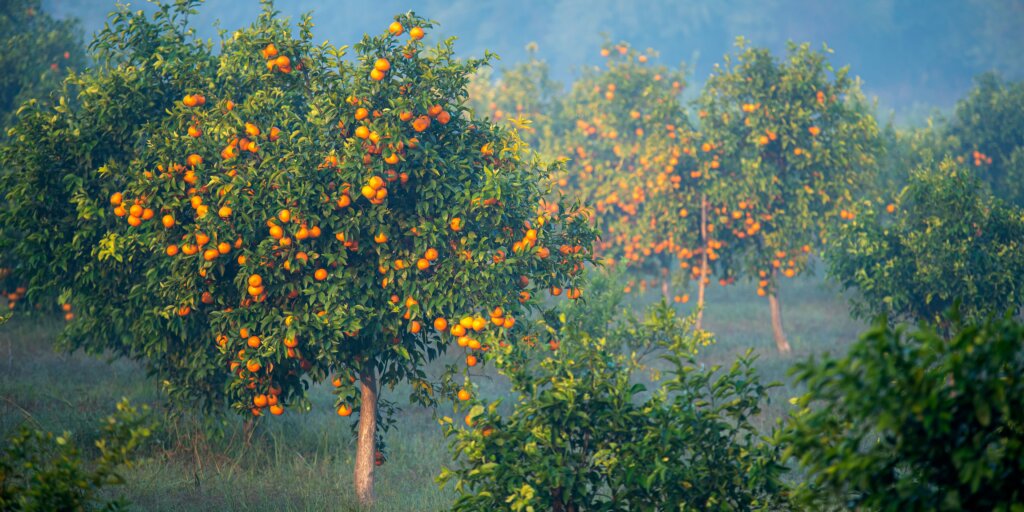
[660,278,670,301]
[768,289,792,354]
[696,194,709,331]
[354,362,379,507]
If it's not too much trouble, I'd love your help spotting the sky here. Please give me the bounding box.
[42,0,1024,123]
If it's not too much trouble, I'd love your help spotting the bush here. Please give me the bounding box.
[783,312,1024,510]
[439,299,789,511]
[0,399,154,511]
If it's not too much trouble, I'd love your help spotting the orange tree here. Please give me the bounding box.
[696,39,880,352]
[824,158,1024,326]
[551,43,711,315]
[1,2,596,506]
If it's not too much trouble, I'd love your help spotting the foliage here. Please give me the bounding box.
[874,117,953,196]
[696,38,880,296]
[0,0,85,129]
[825,158,1024,324]
[439,300,789,511]
[466,43,563,149]
[947,72,1024,206]
[0,0,86,315]
[0,399,154,511]
[784,313,1024,511]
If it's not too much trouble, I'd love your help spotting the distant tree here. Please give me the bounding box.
[466,43,563,149]
[0,0,85,128]
[947,72,1024,206]
[697,39,880,353]
[549,42,716,322]
[825,158,1024,325]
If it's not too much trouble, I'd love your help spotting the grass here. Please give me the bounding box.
[0,272,865,511]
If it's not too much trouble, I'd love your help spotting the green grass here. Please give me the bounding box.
[0,272,864,511]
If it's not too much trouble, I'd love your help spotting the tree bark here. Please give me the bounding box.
[768,287,792,354]
[696,194,709,330]
[354,362,379,507]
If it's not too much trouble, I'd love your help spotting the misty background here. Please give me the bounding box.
[42,0,1024,123]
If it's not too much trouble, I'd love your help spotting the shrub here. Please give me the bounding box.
[440,299,789,511]
[0,399,154,511]
[783,312,1024,510]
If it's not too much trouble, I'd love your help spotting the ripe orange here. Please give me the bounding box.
[457,389,470,401]
[416,258,429,270]
[253,394,268,408]
[465,355,477,367]
[269,404,284,416]
[388,21,404,36]
[374,58,391,72]
[314,268,328,281]
[248,275,262,287]
[337,405,352,417]
[424,247,438,261]
[409,27,424,40]
[162,215,175,228]
[434,317,448,331]
[412,116,430,132]
[248,336,262,348]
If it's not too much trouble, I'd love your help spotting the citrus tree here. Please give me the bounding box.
[783,312,1024,510]
[2,2,597,506]
[947,72,1024,206]
[551,43,711,316]
[825,158,1024,326]
[696,39,880,353]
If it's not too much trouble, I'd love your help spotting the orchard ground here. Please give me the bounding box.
[0,270,860,511]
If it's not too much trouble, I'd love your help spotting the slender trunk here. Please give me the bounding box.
[354,362,379,507]
[696,194,709,330]
[767,283,791,354]
[660,278,670,301]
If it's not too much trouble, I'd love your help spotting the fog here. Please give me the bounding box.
[43,0,1024,123]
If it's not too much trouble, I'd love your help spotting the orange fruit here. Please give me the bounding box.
[337,405,352,417]
[434,317,448,331]
[314,268,328,281]
[162,215,175,228]
[374,58,391,72]
[389,22,404,36]
[465,355,477,367]
[409,27,424,40]
[457,389,470,401]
